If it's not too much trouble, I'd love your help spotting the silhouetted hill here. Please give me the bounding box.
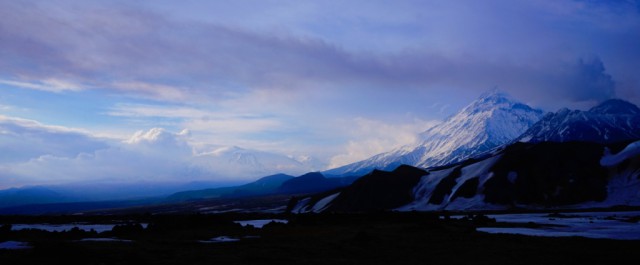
[327,165,428,212]
[0,186,71,208]
[277,172,355,194]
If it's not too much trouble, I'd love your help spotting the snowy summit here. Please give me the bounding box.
[325,91,545,176]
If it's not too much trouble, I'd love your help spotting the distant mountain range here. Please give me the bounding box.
[0,186,71,208]
[167,171,356,202]
[190,145,326,178]
[167,173,295,201]
[517,99,640,143]
[0,145,326,211]
[325,91,545,176]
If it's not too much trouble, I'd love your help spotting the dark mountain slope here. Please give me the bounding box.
[326,165,428,212]
[277,172,355,194]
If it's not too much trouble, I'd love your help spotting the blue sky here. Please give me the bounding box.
[1,0,639,188]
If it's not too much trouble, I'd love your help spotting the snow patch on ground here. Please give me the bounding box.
[10,223,148,233]
[398,155,502,211]
[478,211,640,240]
[78,238,133,243]
[199,236,240,243]
[290,198,312,213]
[518,135,532,142]
[0,241,31,250]
[397,167,458,211]
[584,170,640,208]
[601,140,640,166]
[312,192,340,213]
[450,155,501,201]
[234,219,288,228]
[444,196,507,211]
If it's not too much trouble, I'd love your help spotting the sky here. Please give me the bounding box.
[1,0,639,188]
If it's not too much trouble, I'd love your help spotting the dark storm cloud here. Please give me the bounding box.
[566,57,615,102]
[0,1,405,97]
[0,0,638,107]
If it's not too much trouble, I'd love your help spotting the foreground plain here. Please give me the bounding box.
[1,213,639,265]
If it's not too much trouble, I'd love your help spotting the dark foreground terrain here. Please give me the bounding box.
[1,212,639,265]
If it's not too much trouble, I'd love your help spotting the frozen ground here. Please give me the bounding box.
[0,241,31,250]
[11,223,148,233]
[199,236,240,243]
[477,211,640,240]
[234,219,288,228]
[78,238,133,242]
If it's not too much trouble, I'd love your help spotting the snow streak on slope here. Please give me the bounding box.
[593,140,640,207]
[398,140,640,212]
[397,155,505,211]
[601,140,640,167]
[325,91,544,176]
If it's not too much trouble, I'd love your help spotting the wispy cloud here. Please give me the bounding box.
[0,115,109,163]
[107,103,285,136]
[107,104,210,119]
[0,79,85,93]
[110,82,189,101]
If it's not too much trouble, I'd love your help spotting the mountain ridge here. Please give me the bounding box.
[517,98,640,144]
[293,99,640,213]
[325,91,545,176]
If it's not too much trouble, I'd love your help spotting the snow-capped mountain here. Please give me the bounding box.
[191,146,319,179]
[325,91,545,176]
[517,99,640,143]
[293,139,640,213]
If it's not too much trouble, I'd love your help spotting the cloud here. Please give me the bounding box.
[565,56,615,102]
[107,103,286,142]
[0,79,84,93]
[125,128,192,153]
[0,1,366,101]
[0,115,109,163]
[110,82,189,101]
[0,116,314,187]
[9,128,194,185]
[1,0,637,107]
[328,117,439,168]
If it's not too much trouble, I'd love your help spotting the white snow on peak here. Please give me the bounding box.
[326,91,544,175]
[517,99,640,144]
[190,145,317,179]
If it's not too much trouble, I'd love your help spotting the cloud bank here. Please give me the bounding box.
[0,117,315,188]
